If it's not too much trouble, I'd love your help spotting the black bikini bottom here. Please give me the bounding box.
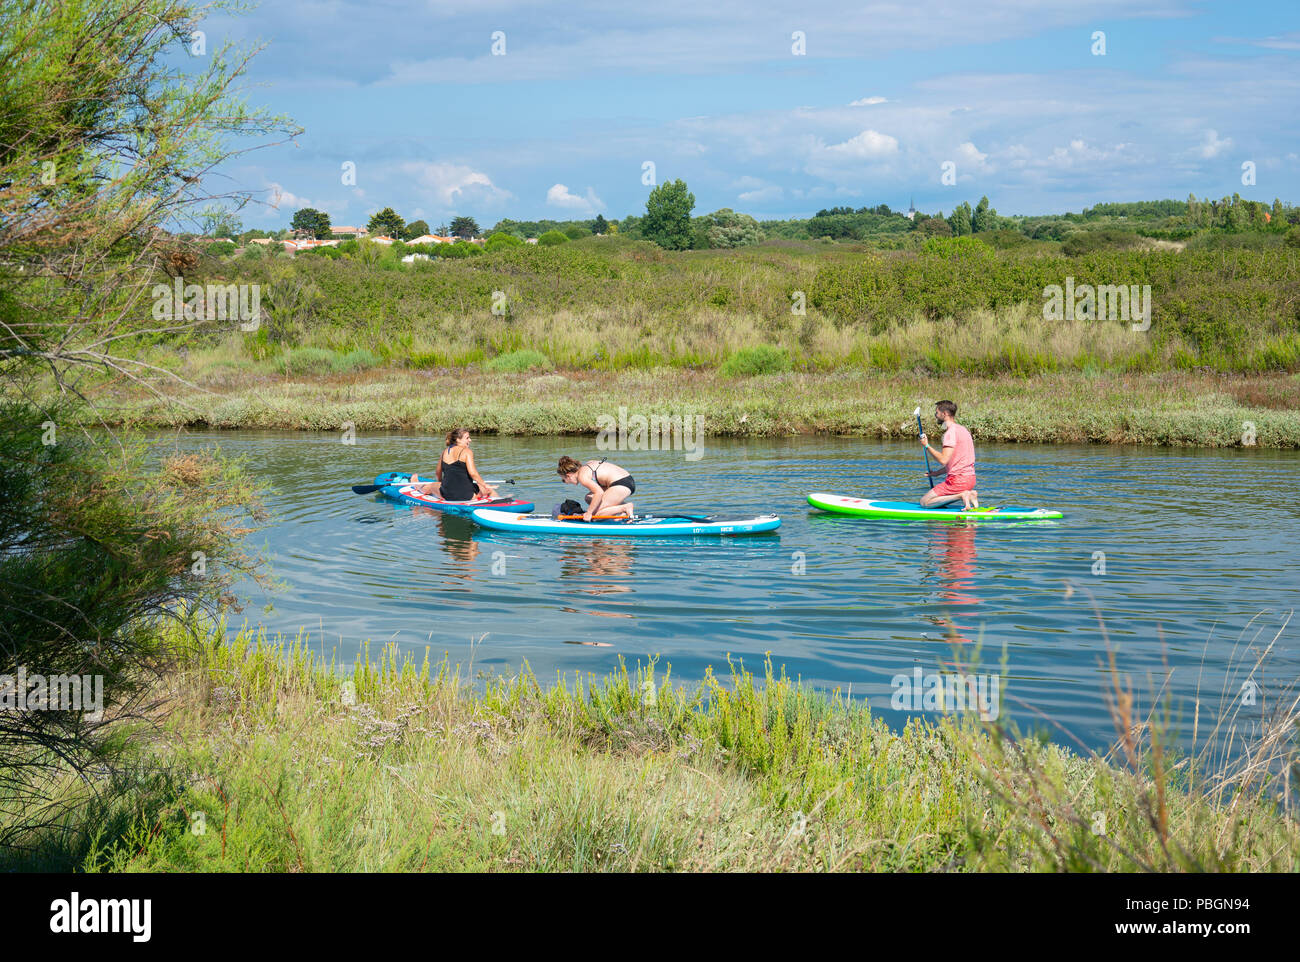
[607,475,635,495]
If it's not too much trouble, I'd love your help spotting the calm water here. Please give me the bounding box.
[174,430,1299,751]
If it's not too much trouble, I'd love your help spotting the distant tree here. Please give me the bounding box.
[367,207,405,238]
[485,232,524,252]
[201,206,242,239]
[606,220,619,235]
[449,216,480,239]
[911,214,952,237]
[290,207,331,239]
[972,196,997,233]
[563,224,588,239]
[695,208,765,249]
[592,214,608,234]
[402,219,430,240]
[642,179,696,250]
[538,230,569,246]
[947,201,973,236]
[618,215,641,238]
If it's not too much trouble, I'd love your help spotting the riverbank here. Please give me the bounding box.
[5,623,1296,872]
[83,368,1300,447]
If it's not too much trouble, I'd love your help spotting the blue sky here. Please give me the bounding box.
[201,0,1300,230]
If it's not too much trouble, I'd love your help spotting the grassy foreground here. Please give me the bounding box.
[4,624,1297,872]
[87,366,1300,448]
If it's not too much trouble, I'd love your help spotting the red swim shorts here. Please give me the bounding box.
[933,474,976,497]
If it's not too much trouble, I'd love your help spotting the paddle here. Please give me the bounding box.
[556,513,715,523]
[914,406,935,490]
[351,476,515,495]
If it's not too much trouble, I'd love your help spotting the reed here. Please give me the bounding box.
[4,618,1296,872]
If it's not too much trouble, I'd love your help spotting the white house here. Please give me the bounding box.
[401,253,431,264]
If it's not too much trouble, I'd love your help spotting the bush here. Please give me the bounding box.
[484,349,552,373]
[1285,227,1300,249]
[208,240,237,256]
[719,345,793,377]
[538,230,569,247]
[1061,229,1142,256]
[485,232,524,252]
[275,347,380,376]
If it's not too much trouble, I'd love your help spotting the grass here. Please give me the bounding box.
[3,618,1296,872]
[74,366,1300,447]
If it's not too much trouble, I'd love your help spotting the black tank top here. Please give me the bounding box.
[440,448,475,500]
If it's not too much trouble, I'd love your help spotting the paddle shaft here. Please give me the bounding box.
[916,413,935,489]
[556,513,713,523]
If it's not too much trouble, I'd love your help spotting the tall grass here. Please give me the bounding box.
[4,618,1297,872]
[175,238,1300,375]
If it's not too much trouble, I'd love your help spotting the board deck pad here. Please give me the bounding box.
[471,508,781,536]
[807,492,1062,521]
[373,472,533,516]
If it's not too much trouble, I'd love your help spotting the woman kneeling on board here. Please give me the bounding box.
[557,456,635,521]
[918,400,979,509]
[410,428,499,501]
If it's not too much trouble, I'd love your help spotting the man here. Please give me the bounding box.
[918,400,978,509]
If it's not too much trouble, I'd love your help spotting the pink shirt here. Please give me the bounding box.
[941,422,976,482]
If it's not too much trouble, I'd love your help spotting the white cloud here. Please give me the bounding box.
[849,96,887,106]
[268,183,310,210]
[546,183,605,214]
[398,162,512,208]
[1196,129,1232,158]
[954,141,988,167]
[823,129,899,159]
[738,185,784,203]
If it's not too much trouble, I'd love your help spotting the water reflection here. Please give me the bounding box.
[437,513,481,579]
[925,523,979,645]
[557,539,635,618]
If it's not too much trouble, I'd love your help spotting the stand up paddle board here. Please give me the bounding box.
[373,472,534,516]
[471,508,781,537]
[807,492,1062,521]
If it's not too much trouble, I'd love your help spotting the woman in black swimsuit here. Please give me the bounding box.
[557,455,635,521]
[410,429,499,502]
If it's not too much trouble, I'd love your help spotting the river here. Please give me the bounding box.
[176,430,1300,753]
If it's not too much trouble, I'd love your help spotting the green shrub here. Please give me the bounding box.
[1285,227,1300,249]
[538,230,569,247]
[275,347,380,376]
[1061,229,1142,256]
[332,349,381,374]
[276,347,334,375]
[484,349,552,373]
[485,232,524,252]
[719,345,793,377]
[208,240,237,256]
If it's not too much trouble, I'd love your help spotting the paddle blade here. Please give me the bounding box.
[351,484,386,495]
